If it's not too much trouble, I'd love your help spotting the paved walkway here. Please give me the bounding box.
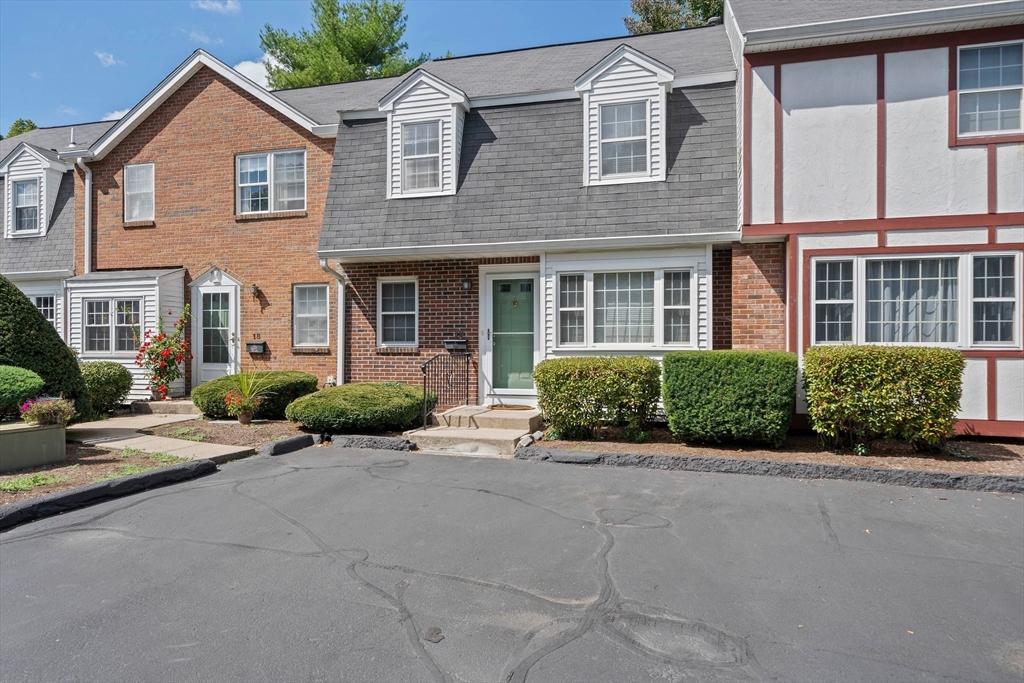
[66,414,253,464]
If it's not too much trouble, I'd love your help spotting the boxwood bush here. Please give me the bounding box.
[803,345,964,451]
[285,382,428,433]
[0,365,45,419]
[533,356,662,440]
[81,361,133,415]
[663,351,797,448]
[0,275,91,417]
[191,371,318,419]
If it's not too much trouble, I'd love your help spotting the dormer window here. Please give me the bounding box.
[13,179,39,233]
[402,121,441,192]
[1,142,73,238]
[601,102,648,176]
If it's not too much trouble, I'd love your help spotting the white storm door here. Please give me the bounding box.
[194,285,239,383]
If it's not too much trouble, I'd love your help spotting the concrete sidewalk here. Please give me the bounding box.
[67,414,253,464]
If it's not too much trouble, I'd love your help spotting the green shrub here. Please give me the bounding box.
[803,345,964,451]
[0,276,91,417]
[285,382,428,433]
[191,371,319,419]
[0,365,45,419]
[663,351,797,448]
[81,361,133,414]
[533,356,662,440]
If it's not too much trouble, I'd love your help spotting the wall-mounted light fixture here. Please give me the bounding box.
[461,278,472,291]
[249,283,260,298]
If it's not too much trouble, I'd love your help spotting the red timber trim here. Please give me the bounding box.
[987,356,998,421]
[743,60,753,227]
[988,225,998,244]
[787,234,798,353]
[987,144,998,214]
[746,212,1024,237]
[876,53,886,221]
[957,420,1024,438]
[773,63,783,224]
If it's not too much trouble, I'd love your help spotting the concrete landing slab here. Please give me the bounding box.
[94,435,253,465]
[67,414,198,444]
[437,406,543,432]
[406,426,528,457]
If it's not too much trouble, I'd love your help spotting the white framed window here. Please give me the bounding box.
[84,299,140,353]
[600,101,648,177]
[378,278,417,347]
[958,41,1023,136]
[34,296,56,329]
[294,284,329,347]
[663,271,692,345]
[558,274,586,346]
[124,163,154,222]
[236,150,306,215]
[401,121,440,193]
[13,179,39,233]
[594,271,654,344]
[810,253,1021,349]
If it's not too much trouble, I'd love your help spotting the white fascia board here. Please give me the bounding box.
[80,51,325,162]
[671,70,737,88]
[743,1,1024,52]
[574,44,675,92]
[312,123,340,135]
[378,69,470,112]
[1,269,74,281]
[318,230,742,262]
[0,144,72,173]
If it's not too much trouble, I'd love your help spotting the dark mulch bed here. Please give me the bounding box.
[542,427,1024,477]
[144,419,310,449]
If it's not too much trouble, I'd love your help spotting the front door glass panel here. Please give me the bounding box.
[202,292,230,364]
[492,279,534,390]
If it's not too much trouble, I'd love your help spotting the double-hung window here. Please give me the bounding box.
[958,42,1023,136]
[124,163,154,222]
[13,179,39,233]
[401,122,440,192]
[294,284,329,347]
[236,150,306,214]
[558,275,586,345]
[84,299,140,353]
[973,255,1017,343]
[34,296,56,329]
[378,279,417,346]
[600,102,648,176]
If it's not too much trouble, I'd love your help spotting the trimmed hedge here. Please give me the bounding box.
[81,361,133,414]
[0,365,45,419]
[803,345,964,451]
[285,382,427,433]
[0,275,91,417]
[191,371,319,419]
[663,351,797,448]
[533,356,662,440]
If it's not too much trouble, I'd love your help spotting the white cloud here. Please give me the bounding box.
[233,53,280,89]
[57,105,78,116]
[103,108,130,121]
[94,51,125,67]
[191,0,241,14]
[30,72,40,79]
[189,30,211,44]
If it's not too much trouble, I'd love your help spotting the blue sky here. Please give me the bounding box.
[0,0,635,134]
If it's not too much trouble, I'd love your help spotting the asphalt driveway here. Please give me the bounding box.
[1,446,1021,683]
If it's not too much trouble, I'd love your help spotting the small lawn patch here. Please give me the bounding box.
[0,472,70,492]
[169,427,206,442]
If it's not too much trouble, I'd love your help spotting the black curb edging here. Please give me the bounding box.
[0,460,218,532]
[326,435,414,451]
[516,447,1024,493]
[261,434,315,457]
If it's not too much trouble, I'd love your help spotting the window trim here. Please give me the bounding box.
[123,162,155,222]
[955,40,1024,140]
[292,283,330,348]
[376,277,418,348]
[597,100,651,181]
[33,295,57,329]
[235,149,307,216]
[82,298,142,355]
[554,268,696,350]
[557,273,586,347]
[11,177,41,235]
[400,120,443,195]
[972,254,1020,346]
[809,252,1022,350]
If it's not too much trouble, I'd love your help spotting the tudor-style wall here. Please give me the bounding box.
[74,66,337,387]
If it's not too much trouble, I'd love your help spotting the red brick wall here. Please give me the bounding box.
[75,66,336,388]
[342,257,538,406]
[712,247,732,350]
[731,242,786,350]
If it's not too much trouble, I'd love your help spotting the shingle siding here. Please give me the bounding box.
[320,83,737,253]
[0,171,75,274]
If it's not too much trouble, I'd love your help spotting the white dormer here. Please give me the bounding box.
[574,45,675,187]
[379,70,469,199]
[0,143,73,238]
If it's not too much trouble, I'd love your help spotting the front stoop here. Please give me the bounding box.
[131,399,201,415]
[405,407,543,458]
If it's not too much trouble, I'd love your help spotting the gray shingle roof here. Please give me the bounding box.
[275,25,734,122]
[0,171,76,275]
[0,121,116,163]
[319,83,737,256]
[729,0,1000,33]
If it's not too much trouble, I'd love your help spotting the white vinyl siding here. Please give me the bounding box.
[958,41,1023,136]
[124,163,154,222]
[378,279,417,347]
[387,80,459,198]
[236,150,306,214]
[294,284,329,346]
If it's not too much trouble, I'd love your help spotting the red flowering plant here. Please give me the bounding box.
[134,304,192,400]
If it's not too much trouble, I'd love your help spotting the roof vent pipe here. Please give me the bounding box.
[67,128,77,149]
[706,16,722,26]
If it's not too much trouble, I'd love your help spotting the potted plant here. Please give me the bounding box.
[223,372,275,425]
[135,305,191,400]
[20,397,76,425]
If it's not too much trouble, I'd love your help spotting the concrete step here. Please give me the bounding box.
[435,406,543,432]
[132,400,200,415]
[404,426,528,458]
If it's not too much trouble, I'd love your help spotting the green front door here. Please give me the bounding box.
[492,279,535,390]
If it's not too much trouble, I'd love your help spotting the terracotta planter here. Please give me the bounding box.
[237,412,253,426]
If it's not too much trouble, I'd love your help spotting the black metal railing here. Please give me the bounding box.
[420,352,471,429]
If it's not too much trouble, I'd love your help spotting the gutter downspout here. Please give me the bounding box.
[76,158,92,274]
[320,259,347,385]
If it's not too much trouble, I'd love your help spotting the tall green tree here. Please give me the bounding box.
[260,0,430,89]
[624,0,724,34]
[6,119,37,138]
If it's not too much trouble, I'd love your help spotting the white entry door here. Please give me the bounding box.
[192,273,240,384]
